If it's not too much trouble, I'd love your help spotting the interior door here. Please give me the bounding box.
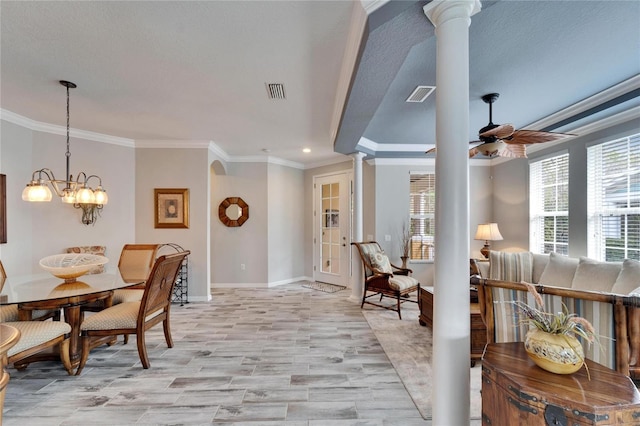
[313,173,350,286]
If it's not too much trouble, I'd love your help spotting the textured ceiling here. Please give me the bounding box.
[335,0,640,158]
[1,1,639,167]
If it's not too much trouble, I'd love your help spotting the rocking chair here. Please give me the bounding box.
[351,241,420,319]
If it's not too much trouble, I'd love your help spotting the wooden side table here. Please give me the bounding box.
[482,343,640,425]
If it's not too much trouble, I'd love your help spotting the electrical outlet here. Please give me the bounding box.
[240,264,245,270]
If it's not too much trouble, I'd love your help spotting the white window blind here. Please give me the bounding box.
[529,153,569,254]
[409,173,435,260]
[587,133,640,261]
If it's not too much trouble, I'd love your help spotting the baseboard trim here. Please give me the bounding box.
[211,276,313,289]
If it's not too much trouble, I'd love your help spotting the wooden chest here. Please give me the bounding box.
[482,343,640,425]
[418,286,487,364]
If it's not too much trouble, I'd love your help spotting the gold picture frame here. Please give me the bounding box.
[154,188,189,229]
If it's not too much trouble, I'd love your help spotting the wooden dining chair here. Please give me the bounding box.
[80,244,160,315]
[4,320,73,375]
[0,260,60,322]
[75,250,190,375]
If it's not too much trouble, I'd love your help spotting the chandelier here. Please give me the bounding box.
[22,80,108,225]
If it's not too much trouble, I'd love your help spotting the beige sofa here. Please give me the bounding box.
[471,251,640,378]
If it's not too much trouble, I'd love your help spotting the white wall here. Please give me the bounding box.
[267,163,305,284]
[0,119,135,277]
[211,162,269,286]
[134,147,211,301]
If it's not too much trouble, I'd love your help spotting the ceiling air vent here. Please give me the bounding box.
[266,83,286,100]
[406,85,435,103]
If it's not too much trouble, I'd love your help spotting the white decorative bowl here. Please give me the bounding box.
[39,254,109,282]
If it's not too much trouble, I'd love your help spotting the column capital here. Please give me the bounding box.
[350,152,367,161]
[424,0,481,28]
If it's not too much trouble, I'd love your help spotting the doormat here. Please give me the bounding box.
[302,281,346,293]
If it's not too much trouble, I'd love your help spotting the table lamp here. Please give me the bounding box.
[475,223,503,258]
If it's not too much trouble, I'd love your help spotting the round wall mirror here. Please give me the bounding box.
[219,197,249,227]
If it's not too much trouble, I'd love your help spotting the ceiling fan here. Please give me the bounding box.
[426,93,574,158]
[469,93,575,158]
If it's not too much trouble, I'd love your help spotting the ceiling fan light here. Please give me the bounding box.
[477,141,505,157]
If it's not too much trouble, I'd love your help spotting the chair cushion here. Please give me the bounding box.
[0,305,56,322]
[488,251,533,283]
[112,289,144,304]
[81,302,162,331]
[81,302,141,331]
[612,259,640,295]
[388,275,418,291]
[370,252,393,274]
[4,321,71,357]
[66,246,107,274]
[0,304,19,322]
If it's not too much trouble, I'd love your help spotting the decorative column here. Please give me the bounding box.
[350,152,366,303]
[423,1,481,425]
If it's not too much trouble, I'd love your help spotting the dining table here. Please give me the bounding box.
[0,272,143,371]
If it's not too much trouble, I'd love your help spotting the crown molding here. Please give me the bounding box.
[228,155,305,170]
[135,140,211,149]
[1,109,135,147]
[525,74,640,130]
[304,155,353,170]
[360,0,389,15]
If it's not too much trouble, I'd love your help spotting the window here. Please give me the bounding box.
[409,173,435,260]
[587,133,640,261]
[529,154,569,255]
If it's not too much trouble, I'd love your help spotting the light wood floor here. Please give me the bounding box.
[2,284,476,425]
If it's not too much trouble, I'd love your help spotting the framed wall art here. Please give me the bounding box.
[154,188,189,229]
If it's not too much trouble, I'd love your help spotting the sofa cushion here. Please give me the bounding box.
[488,251,533,282]
[370,252,393,275]
[570,256,621,292]
[612,259,640,295]
[532,253,550,284]
[538,252,579,288]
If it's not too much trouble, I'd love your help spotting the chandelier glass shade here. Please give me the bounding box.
[22,81,108,224]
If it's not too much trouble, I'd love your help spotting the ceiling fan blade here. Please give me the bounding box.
[499,143,528,158]
[504,129,574,145]
[479,123,514,140]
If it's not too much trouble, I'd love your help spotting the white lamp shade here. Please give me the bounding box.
[93,187,108,205]
[475,223,503,241]
[22,183,52,202]
[75,187,96,204]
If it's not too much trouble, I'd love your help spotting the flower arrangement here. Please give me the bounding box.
[511,282,597,343]
[398,222,412,260]
[509,282,600,377]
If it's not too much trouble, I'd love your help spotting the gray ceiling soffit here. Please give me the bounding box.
[336,0,640,159]
[333,1,436,155]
